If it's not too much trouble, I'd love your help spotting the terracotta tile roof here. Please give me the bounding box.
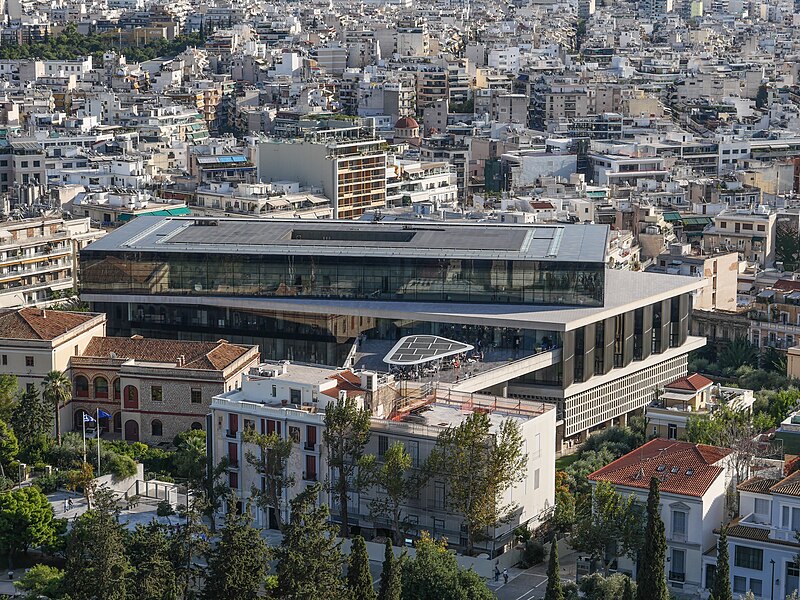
[0,308,99,341]
[770,471,800,497]
[738,477,781,494]
[722,518,800,548]
[320,371,363,399]
[81,336,256,371]
[664,373,714,392]
[588,438,732,497]
[774,279,800,292]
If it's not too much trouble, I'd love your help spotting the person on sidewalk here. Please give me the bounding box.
[503,569,508,584]
[494,565,500,582]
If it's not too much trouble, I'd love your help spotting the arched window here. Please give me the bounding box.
[151,419,163,437]
[123,385,138,409]
[74,375,89,398]
[113,379,121,401]
[93,376,108,399]
[191,421,203,430]
[73,409,89,431]
[113,412,122,433]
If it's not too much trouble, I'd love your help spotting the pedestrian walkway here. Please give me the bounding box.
[491,538,578,600]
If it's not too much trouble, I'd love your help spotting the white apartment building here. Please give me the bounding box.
[385,159,458,208]
[588,152,669,186]
[589,439,733,597]
[709,471,800,599]
[210,361,556,556]
[702,208,777,268]
[0,216,102,307]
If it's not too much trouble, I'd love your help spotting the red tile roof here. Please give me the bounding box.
[769,470,800,497]
[320,371,363,399]
[773,279,800,292]
[0,308,100,341]
[664,373,714,392]
[529,201,555,210]
[588,438,732,497]
[81,336,257,371]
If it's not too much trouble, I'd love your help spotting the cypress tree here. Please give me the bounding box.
[377,538,401,600]
[711,526,733,600]
[348,536,376,600]
[622,575,635,600]
[636,477,669,600]
[544,540,564,600]
[275,483,347,599]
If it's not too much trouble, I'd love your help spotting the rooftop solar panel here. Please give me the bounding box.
[383,335,474,366]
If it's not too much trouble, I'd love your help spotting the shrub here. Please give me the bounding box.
[103,451,137,480]
[35,472,65,493]
[521,539,546,567]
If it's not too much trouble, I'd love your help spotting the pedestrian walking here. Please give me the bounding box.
[494,565,500,582]
[63,499,69,513]
[503,568,508,584]
[68,498,73,510]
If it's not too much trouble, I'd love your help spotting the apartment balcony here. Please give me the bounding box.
[668,572,686,583]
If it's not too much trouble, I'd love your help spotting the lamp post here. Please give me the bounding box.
[771,558,775,600]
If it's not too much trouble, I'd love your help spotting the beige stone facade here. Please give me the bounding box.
[66,336,259,444]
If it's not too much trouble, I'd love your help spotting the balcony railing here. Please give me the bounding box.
[304,442,315,451]
[303,471,318,482]
[668,572,685,583]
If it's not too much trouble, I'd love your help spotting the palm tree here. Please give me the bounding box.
[42,370,71,446]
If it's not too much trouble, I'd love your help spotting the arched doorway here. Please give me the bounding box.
[124,420,139,442]
[113,412,122,434]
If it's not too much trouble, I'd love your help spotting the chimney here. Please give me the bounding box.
[41,309,46,319]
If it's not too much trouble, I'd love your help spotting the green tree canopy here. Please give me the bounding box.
[0,419,18,478]
[11,387,52,450]
[275,483,347,599]
[400,532,493,600]
[42,370,71,446]
[126,522,180,600]
[13,564,64,599]
[426,411,527,555]
[0,374,18,422]
[242,428,294,532]
[323,395,372,538]
[360,441,421,545]
[347,535,376,600]
[377,538,401,600]
[0,486,60,567]
[571,481,645,575]
[202,501,269,600]
[63,490,131,600]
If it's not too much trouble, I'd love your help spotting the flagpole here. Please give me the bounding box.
[82,413,86,464]
[97,408,101,474]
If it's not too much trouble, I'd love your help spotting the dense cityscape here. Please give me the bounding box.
[0,0,794,597]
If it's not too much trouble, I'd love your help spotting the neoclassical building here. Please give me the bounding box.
[67,336,259,443]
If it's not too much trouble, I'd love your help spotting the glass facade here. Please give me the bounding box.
[81,251,605,307]
[93,301,561,372]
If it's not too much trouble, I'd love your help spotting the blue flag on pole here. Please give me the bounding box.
[97,409,112,419]
[83,413,95,423]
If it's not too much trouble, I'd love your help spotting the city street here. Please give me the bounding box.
[491,539,577,600]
